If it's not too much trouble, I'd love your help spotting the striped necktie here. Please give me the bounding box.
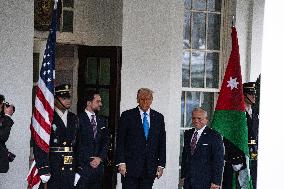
[91,114,97,138]
[190,131,198,155]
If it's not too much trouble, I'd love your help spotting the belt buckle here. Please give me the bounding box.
[64,147,69,152]
[63,156,73,164]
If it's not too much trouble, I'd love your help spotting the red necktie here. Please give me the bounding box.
[190,131,198,155]
[91,115,97,138]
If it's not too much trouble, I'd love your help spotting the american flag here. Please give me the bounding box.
[27,1,58,188]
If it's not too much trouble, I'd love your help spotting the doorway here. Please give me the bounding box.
[78,46,121,189]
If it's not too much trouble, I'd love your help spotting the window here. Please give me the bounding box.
[58,0,74,32]
[179,0,223,187]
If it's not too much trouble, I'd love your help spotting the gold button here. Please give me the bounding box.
[70,168,72,171]
[62,167,64,170]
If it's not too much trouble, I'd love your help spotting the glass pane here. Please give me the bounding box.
[185,91,200,127]
[62,10,73,32]
[206,52,219,88]
[192,12,206,49]
[63,0,74,8]
[208,0,222,12]
[207,13,221,50]
[182,51,190,87]
[180,130,185,165]
[191,51,205,88]
[86,57,97,84]
[99,88,109,117]
[201,92,215,125]
[99,58,110,85]
[184,0,192,9]
[183,9,191,49]
[192,0,206,10]
[181,92,185,127]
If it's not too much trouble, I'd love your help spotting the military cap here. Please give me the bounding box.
[55,84,71,98]
[243,82,256,95]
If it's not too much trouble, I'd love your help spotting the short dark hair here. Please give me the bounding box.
[0,94,5,103]
[84,90,100,106]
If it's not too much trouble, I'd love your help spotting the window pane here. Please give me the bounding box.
[201,92,215,124]
[182,51,190,87]
[191,51,205,88]
[208,0,222,12]
[206,52,219,88]
[180,130,185,165]
[62,10,73,32]
[192,0,206,10]
[181,92,185,127]
[183,9,191,49]
[99,88,109,117]
[86,57,97,84]
[63,0,74,8]
[185,91,200,127]
[207,13,221,50]
[192,12,206,49]
[184,0,192,9]
[99,58,110,85]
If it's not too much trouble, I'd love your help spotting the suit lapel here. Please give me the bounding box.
[147,109,155,141]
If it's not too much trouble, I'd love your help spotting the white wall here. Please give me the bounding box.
[119,0,183,188]
[258,1,283,188]
[0,0,33,188]
[236,0,264,82]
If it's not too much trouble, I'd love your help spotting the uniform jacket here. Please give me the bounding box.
[116,107,166,178]
[0,115,14,173]
[33,110,79,189]
[77,112,110,176]
[181,127,224,189]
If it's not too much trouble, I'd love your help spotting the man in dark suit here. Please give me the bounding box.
[75,90,110,189]
[116,88,166,189]
[0,102,15,173]
[33,84,80,189]
[180,107,224,189]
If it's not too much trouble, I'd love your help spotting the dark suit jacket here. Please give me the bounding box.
[116,107,166,178]
[0,115,14,173]
[77,112,110,176]
[181,127,224,189]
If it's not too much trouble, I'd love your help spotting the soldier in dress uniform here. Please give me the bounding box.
[243,82,259,189]
[34,84,80,189]
[222,82,259,189]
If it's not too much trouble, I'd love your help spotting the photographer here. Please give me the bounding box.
[0,101,16,173]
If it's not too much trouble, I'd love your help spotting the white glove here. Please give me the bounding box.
[232,163,243,171]
[74,173,81,186]
[40,175,51,183]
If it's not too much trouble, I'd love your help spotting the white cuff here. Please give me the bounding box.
[40,175,51,183]
[74,173,81,186]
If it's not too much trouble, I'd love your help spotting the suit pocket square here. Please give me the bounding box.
[101,127,106,130]
[202,144,208,146]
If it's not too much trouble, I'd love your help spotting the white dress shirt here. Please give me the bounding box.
[191,125,207,144]
[55,107,68,127]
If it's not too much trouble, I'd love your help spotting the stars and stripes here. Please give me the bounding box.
[27,1,58,188]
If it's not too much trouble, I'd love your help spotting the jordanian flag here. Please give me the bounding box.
[211,26,253,189]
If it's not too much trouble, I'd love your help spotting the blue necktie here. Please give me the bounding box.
[143,112,149,139]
